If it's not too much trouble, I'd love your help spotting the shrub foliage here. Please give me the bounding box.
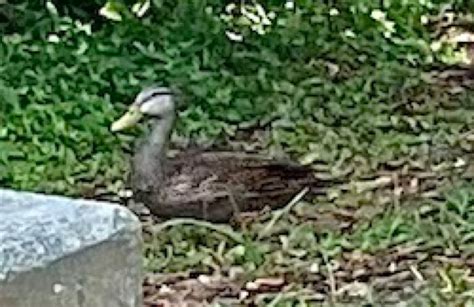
[0,0,472,195]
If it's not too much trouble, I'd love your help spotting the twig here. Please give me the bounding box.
[150,218,245,243]
[323,253,337,305]
[258,187,309,240]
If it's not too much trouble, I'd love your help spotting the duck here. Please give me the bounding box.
[111,86,327,222]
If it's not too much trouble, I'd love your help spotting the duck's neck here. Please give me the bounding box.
[132,113,175,191]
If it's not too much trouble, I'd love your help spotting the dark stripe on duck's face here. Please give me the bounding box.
[141,89,173,104]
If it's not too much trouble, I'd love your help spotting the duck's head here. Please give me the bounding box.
[111,86,176,132]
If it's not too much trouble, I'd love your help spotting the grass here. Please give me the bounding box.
[142,184,474,305]
[2,1,474,305]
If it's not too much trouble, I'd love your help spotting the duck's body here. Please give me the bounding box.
[112,86,323,222]
[135,150,323,221]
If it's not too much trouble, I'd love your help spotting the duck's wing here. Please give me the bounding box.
[164,150,331,200]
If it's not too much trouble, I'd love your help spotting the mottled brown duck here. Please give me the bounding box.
[111,86,328,222]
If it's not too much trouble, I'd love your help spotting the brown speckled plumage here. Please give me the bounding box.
[114,87,328,222]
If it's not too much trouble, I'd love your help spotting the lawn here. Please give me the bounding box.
[2,1,474,305]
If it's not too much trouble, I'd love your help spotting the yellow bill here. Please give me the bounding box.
[110,106,143,132]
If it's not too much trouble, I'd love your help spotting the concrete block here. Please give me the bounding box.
[0,189,142,307]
